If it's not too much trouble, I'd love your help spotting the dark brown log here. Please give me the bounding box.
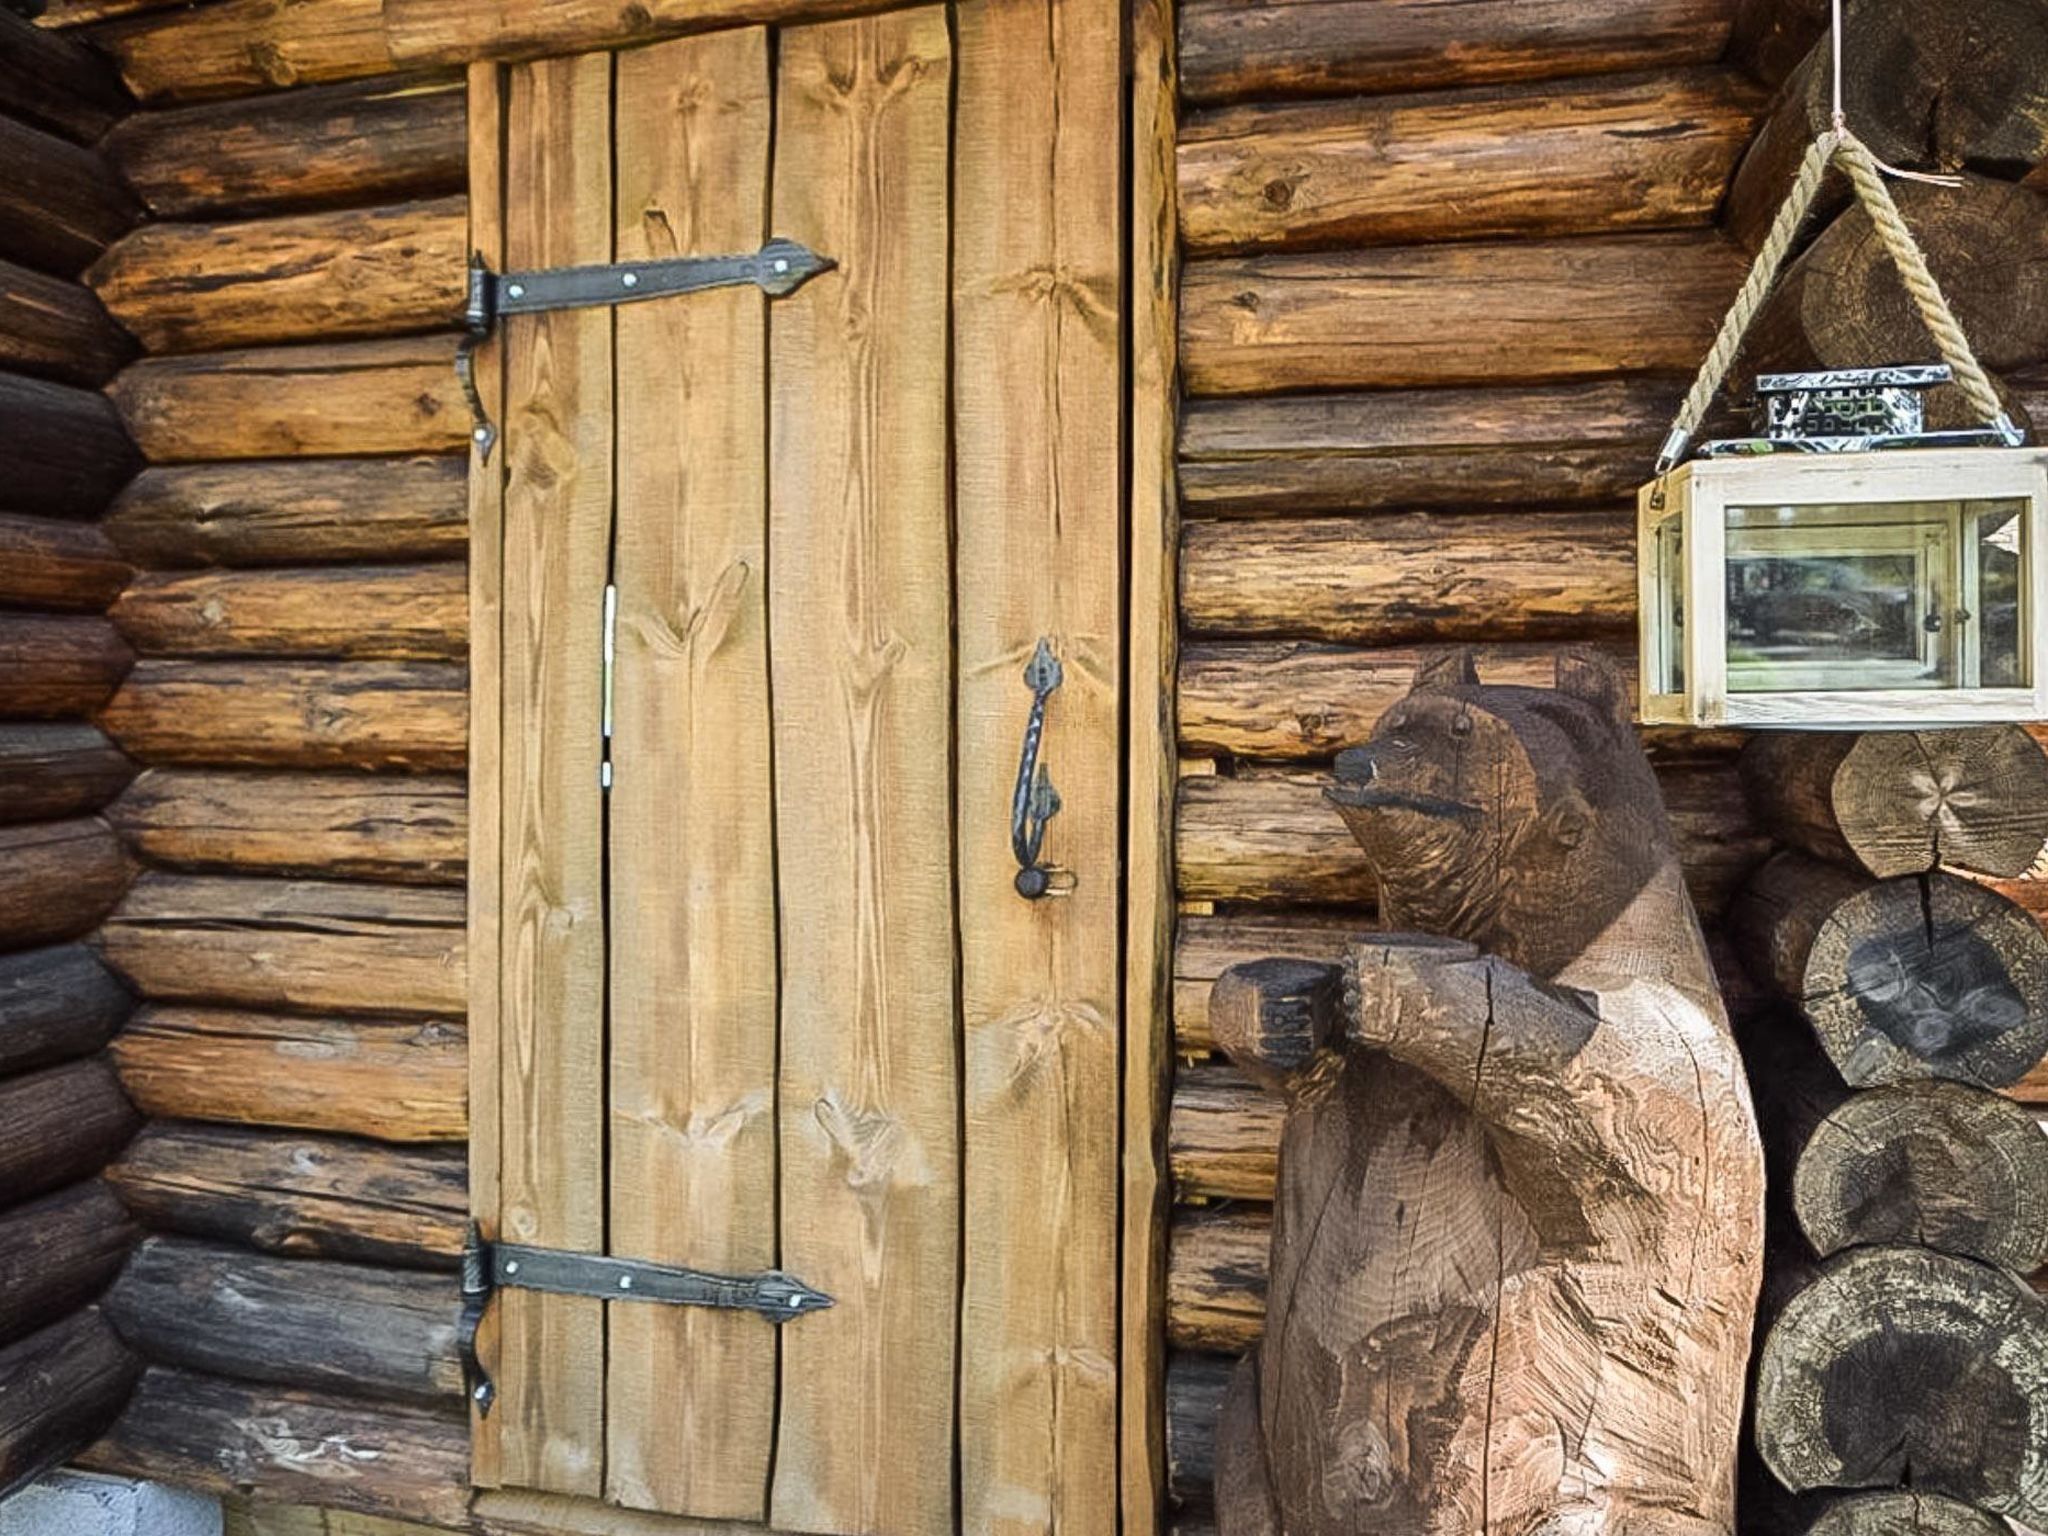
[1180,71,1760,255]
[0,372,141,520]
[0,943,133,1075]
[109,336,469,461]
[0,615,131,718]
[1207,956,1343,1093]
[1169,1206,1269,1352]
[112,565,467,661]
[1725,0,1829,88]
[1174,910,1360,1055]
[0,259,136,387]
[112,1006,466,1142]
[1181,233,1745,395]
[1801,1492,2009,1536]
[0,1056,138,1209]
[1166,1351,1233,1510]
[0,514,131,611]
[89,0,397,103]
[35,0,182,23]
[1181,511,1636,645]
[99,873,466,1017]
[1740,728,2048,880]
[104,456,467,568]
[0,1180,135,1347]
[1176,379,1684,518]
[105,74,467,220]
[1732,853,2048,1089]
[0,10,131,142]
[78,1368,469,1529]
[110,769,464,884]
[0,817,129,948]
[0,1309,139,1497]
[1170,1063,1281,1202]
[0,724,131,825]
[1754,1246,2048,1524]
[104,1123,466,1270]
[106,1237,461,1405]
[1176,0,1733,106]
[98,660,467,770]
[0,114,140,277]
[88,197,469,355]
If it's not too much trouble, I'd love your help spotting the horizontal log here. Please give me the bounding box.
[0,1056,140,1209]
[91,0,396,103]
[0,817,130,948]
[0,1309,139,1496]
[105,74,467,220]
[105,456,467,568]
[78,1368,469,1530]
[112,565,467,661]
[1170,1063,1281,1201]
[1174,910,1362,1055]
[1180,510,1636,645]
[0,114,140,276]
[109,336,470,462]
[1176,378,1684,517]
[0,1180,136,1347]
[110,769,464,884]
[1182,232,1745,395]
[89,197,469,354]
[0,372,141,520]
[0,514,131,610]
[98,660,466,769]
[384,0,893,68]
[0,724,134,826]
[105,1122,466,1269]
[224,1502,452,1536]
[1166,1350,1232,1510]
[0,258,135,387]
[0,615,132,718]
[1179,70,1760,255]
[112,1005,465,1142]
[1177,0,1734,106]
[0,942,134,1076]
[1169,1205,1269,1351]
[106,1237,461,1406]
[100,873,465,1016]
[0,10,131,142]
[1725,0,1829,89]
[33,0,183,22]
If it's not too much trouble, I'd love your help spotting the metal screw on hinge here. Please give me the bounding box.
[621,271,638,288]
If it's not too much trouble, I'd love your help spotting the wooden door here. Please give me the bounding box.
[466,5,1126,1531]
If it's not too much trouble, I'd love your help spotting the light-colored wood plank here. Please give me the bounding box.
[493,50,612,1499]
[953,0,1122,1530]
[768,15,957,1536]
[604,28,778,1522]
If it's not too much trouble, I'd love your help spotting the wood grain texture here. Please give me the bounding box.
[0,1056,140,1209]
[0,373,141,521]
[111,1006,465,1142]
[768,17,957,1536]
[0,816,130,948]
[0,615,132,718]
[601,29,776,1521]
[0,943,134,1076]
[0,9,131,142]
[0,514,132,611]
[111,565,467,661]
[225,1501,451,1536]
[1174,910,1359,1054]
[0,258,135,387]
[1168,1064,1282,1201]
[384,0,895,68]
[1180,232,1745,395]
[0,1309,139,1496]
[89,197,468,355]
[0,114,140,277]
[0,726,133,827]
[0,1180,135,1348]
[1167,1205,1269,1351]
[90,0,396,103]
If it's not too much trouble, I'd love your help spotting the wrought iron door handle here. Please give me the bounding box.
[1012,639,1067,899]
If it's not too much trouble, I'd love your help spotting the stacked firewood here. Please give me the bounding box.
[1728,728,2048,1535]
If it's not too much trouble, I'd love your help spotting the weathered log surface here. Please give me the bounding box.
[0,817,130,948]
[0,10,132,142]
[0,373,141,520]
[1180,233,1745,395]
[0,724,133,826]
[1174,910,1360,1055]
[0,1180,134,1348]
[1170,1064,1282,1202]
[1166,1350,1232,1510]
[1176,0,1734,106]
[382,0,894,68]
[0,114,141,277]
[0,1057,139,1209]
[1754,1246,2048,1524]
[0,1308,139,1496]
[104,1123,466,1270]
[1733,854,2048,1088]
[112,1006,465,1142]
[0,259,135,387]
[1176,380,1683,517]
[79,1368,469,1529]
[99,874,465,1017]
[105,74,467,220]
[109,336,469,462]
[89,0,396,103]
[0,514,131,612]
[0,942,133,1075]
[1740,729,2048,880]
[1168,1206,1269,1351]
[98,660,467,770]
[104,457,467,568]
[1801,1492,2009,1536]
[112,565,466,662]
[1180,70,1760,255]
[89,197,469,354]
[0,616,132,719]
[1795,1079,2048,1272]
[106,1237,461,1406]
[111,769,464,885]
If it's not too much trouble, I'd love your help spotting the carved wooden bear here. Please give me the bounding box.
[1210,651,1764,1536]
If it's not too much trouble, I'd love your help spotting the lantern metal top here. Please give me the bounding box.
[1697,362,2025,459]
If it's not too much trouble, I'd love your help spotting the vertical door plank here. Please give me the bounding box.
[496,51,613,1499]
[767,14,958,1536]
[606,28,779,1522]
[467,56,507,1493]
[952,0,1124,1532]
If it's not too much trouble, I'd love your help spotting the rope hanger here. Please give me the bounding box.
[1651,0,2021,475]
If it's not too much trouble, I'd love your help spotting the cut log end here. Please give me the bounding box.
[1805,1491,2009,1536]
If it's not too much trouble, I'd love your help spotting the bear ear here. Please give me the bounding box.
[1411,647,1480,692]
[1554,647,1630,727]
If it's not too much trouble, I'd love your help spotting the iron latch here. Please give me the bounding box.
[459,1224,832,1413]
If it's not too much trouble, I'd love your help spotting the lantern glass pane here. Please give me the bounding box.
[1651,510,1684,694]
